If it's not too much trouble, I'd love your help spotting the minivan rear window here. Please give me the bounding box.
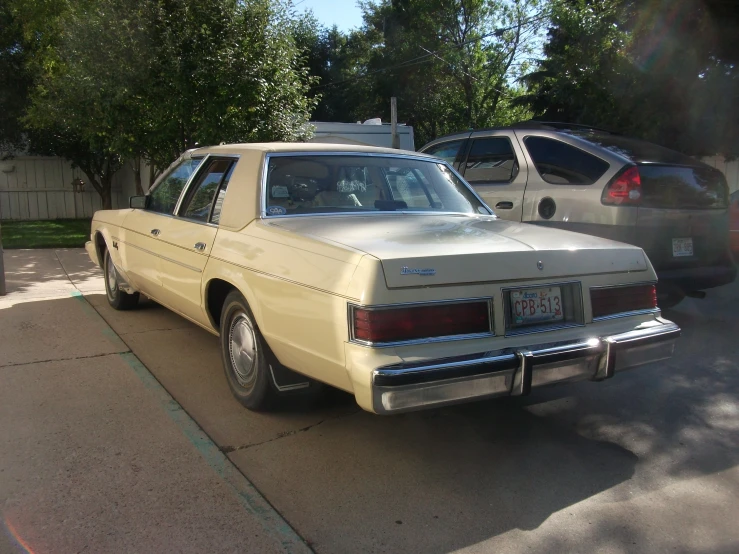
[639,164,728,209]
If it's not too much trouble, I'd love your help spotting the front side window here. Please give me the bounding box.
[463,138,518,183]
[423,140,465,164]
[148,158,203,214]
[179,159,235,223]
[265,155,490,216]
[524,136,609,185]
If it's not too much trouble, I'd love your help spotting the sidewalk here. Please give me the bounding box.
[0,249,310,554]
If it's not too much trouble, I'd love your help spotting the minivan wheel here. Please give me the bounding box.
[103,249,139,310]
[657,291,685,310]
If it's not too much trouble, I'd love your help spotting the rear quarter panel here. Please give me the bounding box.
[513,129,637,228]
[204,221,366,391]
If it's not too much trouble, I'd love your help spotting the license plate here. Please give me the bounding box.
[672,237,693,257]
[510,286,563,327]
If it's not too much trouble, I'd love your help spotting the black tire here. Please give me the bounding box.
[220,291,279,411]
[103,248,140,310]
[219,290,325,411]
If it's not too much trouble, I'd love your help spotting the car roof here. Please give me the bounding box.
[191,142,434,158]
[423,122,711,168]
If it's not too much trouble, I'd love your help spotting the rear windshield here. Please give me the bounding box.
[564,132,697,165]
[639,164,728,209]
[264,155,491,216]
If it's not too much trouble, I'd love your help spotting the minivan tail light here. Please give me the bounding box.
[603,166,642,205]
[351,301,491,344]
[591,284,657,319]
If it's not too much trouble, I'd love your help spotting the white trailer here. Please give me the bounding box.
[306,121,415,151]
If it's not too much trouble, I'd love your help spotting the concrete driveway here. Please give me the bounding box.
[2,248,739,553]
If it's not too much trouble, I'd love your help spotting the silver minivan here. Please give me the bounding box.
[420,122,736,307]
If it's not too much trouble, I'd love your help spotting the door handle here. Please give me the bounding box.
[194,242,206,251]
[150,228,161,236]
[495,201,514,210]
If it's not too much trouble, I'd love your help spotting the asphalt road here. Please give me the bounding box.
[3,249,738,553]
[87,263,739,553]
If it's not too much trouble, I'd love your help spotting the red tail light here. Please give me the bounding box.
[603,166,642,205]
[590,284,657,319]
[352,301,491,344]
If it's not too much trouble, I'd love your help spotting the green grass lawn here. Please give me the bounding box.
[0,219,91,249]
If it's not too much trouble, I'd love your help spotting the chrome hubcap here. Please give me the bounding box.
[229,313,258,387]
[106,254,117,295]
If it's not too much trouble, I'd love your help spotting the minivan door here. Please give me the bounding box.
[459,130,528,221]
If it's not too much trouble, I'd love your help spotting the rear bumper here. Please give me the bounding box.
[370,318,679,414]
[656,263,736,293]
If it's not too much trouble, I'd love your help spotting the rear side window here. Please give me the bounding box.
[423,140,464,164]
[463,138,517,183]
[148,158,203,214]
[179,159,235,223]
[524,136,609,185]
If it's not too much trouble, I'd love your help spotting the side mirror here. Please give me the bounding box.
[129,195,147,209]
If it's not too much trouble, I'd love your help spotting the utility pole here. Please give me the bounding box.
[390,97,400,149]
[0,220,6,296]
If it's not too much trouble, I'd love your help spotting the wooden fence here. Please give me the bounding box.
[0,157,135,220]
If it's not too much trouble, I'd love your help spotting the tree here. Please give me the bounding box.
[519,0,739,157]
[17,0,317,208]
[0,0,32,156]
[347,0,546,145]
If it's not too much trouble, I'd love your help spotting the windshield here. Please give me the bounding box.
[264,155,491,216]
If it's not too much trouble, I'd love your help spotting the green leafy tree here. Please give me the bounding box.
[18,0,316,208]
[349,0,546,145]
[0,0,32,156]
[519,0,739,156]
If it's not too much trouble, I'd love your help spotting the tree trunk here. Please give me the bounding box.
[100,184,112,210]
[132,157,144,196]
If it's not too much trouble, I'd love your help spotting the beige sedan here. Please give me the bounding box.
[86,143,679,414]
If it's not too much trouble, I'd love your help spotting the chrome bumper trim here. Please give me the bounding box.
[371,319,680,414]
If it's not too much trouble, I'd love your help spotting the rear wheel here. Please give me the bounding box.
[219,290,325,411]
[220,291,278,410]
[104,249,139,310]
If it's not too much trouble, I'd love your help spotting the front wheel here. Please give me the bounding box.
[104,249,139,310]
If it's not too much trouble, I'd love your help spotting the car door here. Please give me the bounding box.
[458,130,528,221]
[153,156,237,325]
[120,156,204,295]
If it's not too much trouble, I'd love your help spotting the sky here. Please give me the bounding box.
[295,0,364,31]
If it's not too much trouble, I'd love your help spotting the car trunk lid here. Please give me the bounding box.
[268,214,649,288]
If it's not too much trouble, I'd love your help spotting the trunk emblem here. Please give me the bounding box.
[537,261,544,270]
[401,266,436,276]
